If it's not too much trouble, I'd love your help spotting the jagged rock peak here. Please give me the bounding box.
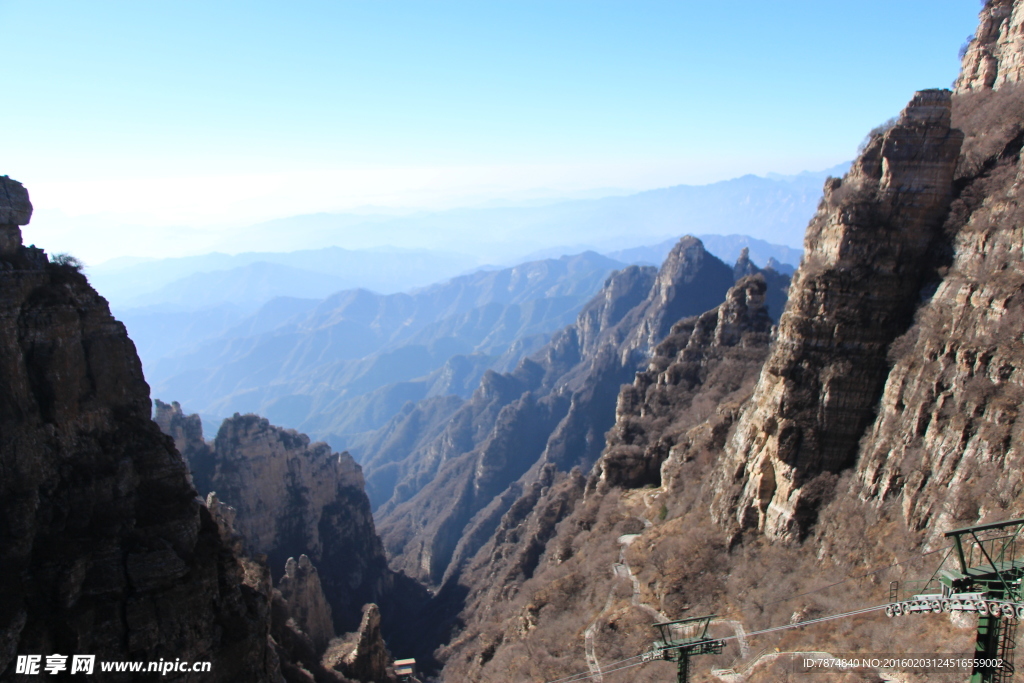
[328,603,390,683]
[597,274,775,489]
[156,406,390,633]
[716,88,964,542]
[624,235,735,353]
[956,0,1024,93]
[733,247,757,280]
[279,554,335,654]
[0,176,31,257]
[656,235,712,291]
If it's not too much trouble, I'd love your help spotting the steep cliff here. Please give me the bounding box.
[715,89,964,541]
[956,0,1024,93]
[0,177,281,681]
[434,4,1024,680]
[155,402,391,634]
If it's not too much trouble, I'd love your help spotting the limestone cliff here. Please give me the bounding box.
[852,67,1024,538]
[0,177,281,681]
[434,4,1024,680]
[155,403,391,634]
[716,89,964,541]
[956,0,1024,93]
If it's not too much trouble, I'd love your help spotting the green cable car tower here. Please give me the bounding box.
[644,615,724,683]
[887,518,1024,683]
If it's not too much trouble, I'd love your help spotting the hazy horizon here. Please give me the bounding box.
[4,1,979,264]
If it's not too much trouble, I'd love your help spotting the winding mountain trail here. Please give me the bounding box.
[582,491,752,678]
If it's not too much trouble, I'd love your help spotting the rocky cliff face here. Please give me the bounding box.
[278,555,335,654]
[155,403,392,634]
[596,274,776,489]
[429,3,1024,679]
[956,0,1024,93]
[0,178,281,681]
[324,604,391,683]
[715,89,964,541]
[852,61,1024,538]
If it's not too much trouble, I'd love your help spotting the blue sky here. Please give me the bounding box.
[1,0,980,261]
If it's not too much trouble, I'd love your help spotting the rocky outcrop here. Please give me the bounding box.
[0,180,281,681]
[956,0,1024,93]
[325,604,391,683]
[0,176,31,256]
[852,62,1024,537]
[155,406,391,633]
[279,555,335,654]
[597,274,776,489]
[716,89,964,541]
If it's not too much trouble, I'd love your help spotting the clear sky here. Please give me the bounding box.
[2,0,980,263]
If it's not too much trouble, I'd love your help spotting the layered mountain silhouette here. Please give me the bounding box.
[362,237,790,588]
[146,252,626,446]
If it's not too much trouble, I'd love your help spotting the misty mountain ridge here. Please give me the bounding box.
[224,162,847,258]
[87,164,836,313]
[143,251,632,446]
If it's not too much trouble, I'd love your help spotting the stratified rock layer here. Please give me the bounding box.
[852,77,1024,538]
[717,90,964,541]
[0,184,280,681]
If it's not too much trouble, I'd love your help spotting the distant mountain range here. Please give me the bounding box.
[142,252,629,443]
[89,246,483,309]
[219,164,844,260]
[87,165,839,313]
[116,231,803,448]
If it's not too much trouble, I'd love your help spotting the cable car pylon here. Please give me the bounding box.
[642,615,724,683]
[886,517,1024,683]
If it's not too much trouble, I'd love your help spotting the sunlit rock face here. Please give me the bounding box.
[956,0,1024,93]
[716,90,964,542]
[854,78,1024,539]
[0,181,280,682]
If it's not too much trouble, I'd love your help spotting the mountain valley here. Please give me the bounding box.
[7,2,1024,683]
